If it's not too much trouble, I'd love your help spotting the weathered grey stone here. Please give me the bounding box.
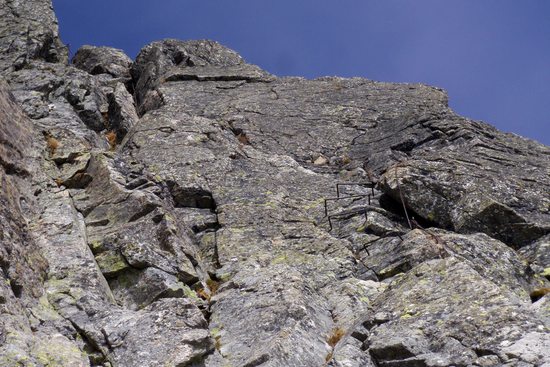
[378,136,550,248]
[72,45,132,79]
[116,38,550,366]
[501,332,550,365]
[6,60,110,148]
[131,39,273,114]
[0,79,89,366]
[70,153,201,286]
[107,82,139,140]
[1,1,550,365]
[364,258,546,366]
[0,0,67,72]
[532,295,550,327]
[105,298,213,366]
[0,4,215,364]
[109,267,192,310]
[364,229,533,294]
[519,233,550,281]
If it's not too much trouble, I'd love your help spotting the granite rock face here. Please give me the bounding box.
[0,1,549,366]
[72,45,132,80]
[0,0,67,71]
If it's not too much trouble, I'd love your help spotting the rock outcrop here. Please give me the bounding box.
[0,1,549,366]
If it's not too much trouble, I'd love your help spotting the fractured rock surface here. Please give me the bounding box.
[0,1,549,366]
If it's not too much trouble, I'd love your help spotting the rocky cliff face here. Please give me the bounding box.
[0,1,549,366]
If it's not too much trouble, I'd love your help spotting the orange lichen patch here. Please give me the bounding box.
[530,287,550,302]
[237,132,250,145]
[105,130,117,150]
[327,327,345,347]
[46,136,60,155]
[206,278,220,295]
[196,287,210,301]
[196,279,222,304]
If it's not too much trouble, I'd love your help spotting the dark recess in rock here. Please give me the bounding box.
[167,180,217,210]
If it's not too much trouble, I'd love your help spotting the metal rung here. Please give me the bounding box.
[324,194,371,217]
[327,209,368,232]
[336,182,375,198]
[316,181,379,232]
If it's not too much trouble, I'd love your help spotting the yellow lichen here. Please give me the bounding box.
[271,255,287,265]
[183,286,200,301]
[356,224,367,233]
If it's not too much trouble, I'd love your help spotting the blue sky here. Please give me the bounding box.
[52,0,550,145]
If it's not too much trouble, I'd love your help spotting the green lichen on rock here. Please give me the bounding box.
[95,250,130,278]
[32,335,88,367]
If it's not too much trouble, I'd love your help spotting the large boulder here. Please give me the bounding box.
[72,45,132,80]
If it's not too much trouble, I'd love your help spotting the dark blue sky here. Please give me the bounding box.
[52,0,550,145]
